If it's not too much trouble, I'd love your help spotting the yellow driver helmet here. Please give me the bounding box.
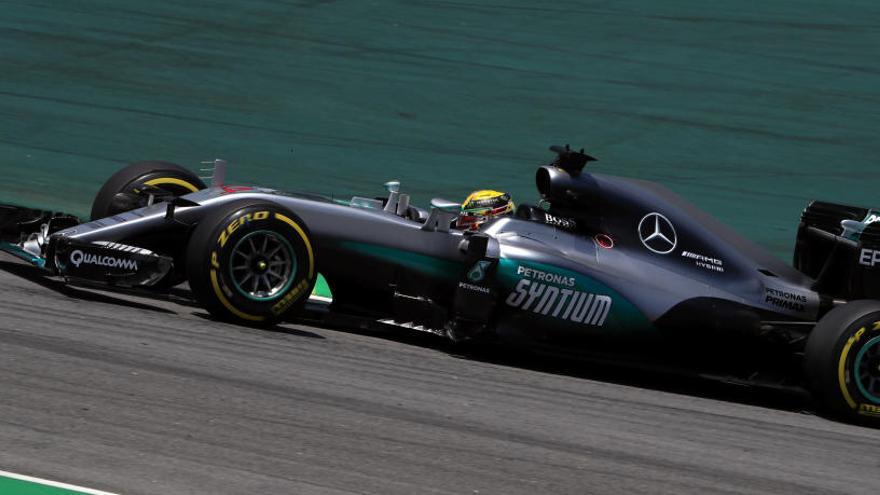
[456,189,515,230]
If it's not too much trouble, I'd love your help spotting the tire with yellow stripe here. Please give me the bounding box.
[186,201,316,326]
[91,161,206,220]
[804,300,880,424]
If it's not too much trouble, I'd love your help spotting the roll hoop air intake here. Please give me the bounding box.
[536,144,598,205]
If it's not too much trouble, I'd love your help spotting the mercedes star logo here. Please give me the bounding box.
[638,212,677,254]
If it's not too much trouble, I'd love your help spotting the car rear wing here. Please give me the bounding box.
[794,200,880,299]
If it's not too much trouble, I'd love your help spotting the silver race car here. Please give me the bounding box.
[2,145,880,426]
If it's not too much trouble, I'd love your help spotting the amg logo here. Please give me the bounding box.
[681,251,724,273]
[505,279,612,327]
[69,249,138,271]
[765,287,807,313]
[516,265,576,287]
[860,249,880,268]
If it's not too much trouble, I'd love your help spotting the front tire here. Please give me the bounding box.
[186,201,316,326]
[804,300,880,424]
[91,161,206,220]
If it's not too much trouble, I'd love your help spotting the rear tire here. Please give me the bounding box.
[804,300,880,424]
[186,200,317,326]
[91,161,206,220]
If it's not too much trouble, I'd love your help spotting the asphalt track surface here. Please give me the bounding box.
[1,255,880,495]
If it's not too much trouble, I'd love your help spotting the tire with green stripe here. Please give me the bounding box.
[90,161,206,220]
[186,200,316,326]
[804,300,880,425]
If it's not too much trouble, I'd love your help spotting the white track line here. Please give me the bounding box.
[0,470,120,495]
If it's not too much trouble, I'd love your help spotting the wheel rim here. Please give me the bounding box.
[229,230,296,301]
[854,335,880,404]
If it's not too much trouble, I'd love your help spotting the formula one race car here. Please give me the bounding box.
[2,146,880,426]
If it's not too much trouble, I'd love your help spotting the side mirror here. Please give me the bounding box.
[383,180,401,213]
[432,198,460,214]
[384,181,400,193]
[421,198,460,232]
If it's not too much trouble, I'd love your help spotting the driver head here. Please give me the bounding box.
[456,190,515,231]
